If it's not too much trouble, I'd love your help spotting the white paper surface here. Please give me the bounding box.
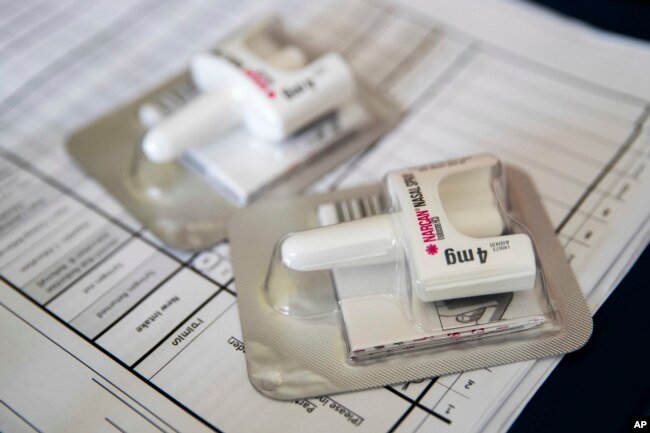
[1,0,649,432]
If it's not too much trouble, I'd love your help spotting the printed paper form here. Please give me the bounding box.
[0,281,212,433]
[1,0,649,432]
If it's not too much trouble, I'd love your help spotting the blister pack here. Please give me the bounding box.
[66,16,401,250]
[229,154,592,399]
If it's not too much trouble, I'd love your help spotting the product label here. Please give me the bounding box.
[402,172,439,256]
[444,247,488,265]
[215,49,276,98]
[282,78,315,100]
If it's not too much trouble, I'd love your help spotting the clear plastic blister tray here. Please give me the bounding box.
[229,155,592,400]
[66,17,401,250]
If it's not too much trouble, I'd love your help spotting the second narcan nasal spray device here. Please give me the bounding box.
[141,21,357,163]
[228,154,592,400]
[66,17,401,249]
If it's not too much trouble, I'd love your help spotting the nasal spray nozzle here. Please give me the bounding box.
[141,17,357,163]
[282,155,537,302]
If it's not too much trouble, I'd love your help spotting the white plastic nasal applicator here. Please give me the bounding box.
[142,17,357,163]
[282,155,537,302]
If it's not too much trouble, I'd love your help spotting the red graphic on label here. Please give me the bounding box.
[426,244,439,255]
[243,68,276,98]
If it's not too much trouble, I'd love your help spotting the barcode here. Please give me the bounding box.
[317,193,387,226]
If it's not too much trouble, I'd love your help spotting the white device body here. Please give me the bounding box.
[282,155,537,302]
[142,17,357,163]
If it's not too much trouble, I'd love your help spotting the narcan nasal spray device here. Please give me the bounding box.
[142,17,357,163]
[282,155,537,301]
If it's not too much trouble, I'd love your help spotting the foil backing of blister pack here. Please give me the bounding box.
[229,165,592,400]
